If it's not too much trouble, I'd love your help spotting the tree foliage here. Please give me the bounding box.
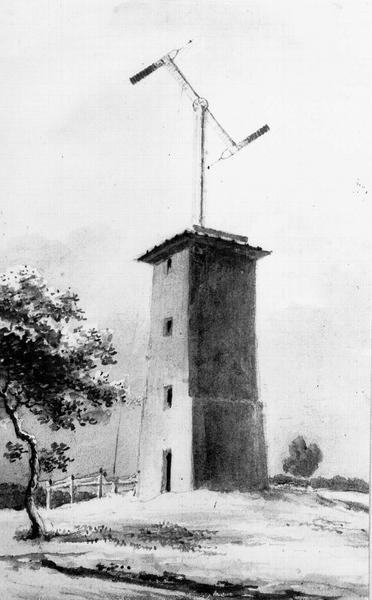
[282,435,322,478]
[4,440,74,473]
[0,266,126,537]
[39,442,74,474]
[4,441,28,462]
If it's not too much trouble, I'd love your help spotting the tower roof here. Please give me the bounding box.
[137,225,271,264]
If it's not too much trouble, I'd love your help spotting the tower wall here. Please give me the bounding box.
[189,243,258,399]
[192,399,267,490]
[137,229,269,498]
[137,248,193,500]
[188,242,268,490]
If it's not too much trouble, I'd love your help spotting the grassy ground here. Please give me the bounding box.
[1,486,369,599]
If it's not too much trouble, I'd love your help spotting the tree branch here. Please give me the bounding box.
[1,369,10,395]
[1,392,30,443]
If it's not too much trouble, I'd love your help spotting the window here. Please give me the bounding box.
[163,317,173,336]
[166,257,172,274]
[164,385,173,409]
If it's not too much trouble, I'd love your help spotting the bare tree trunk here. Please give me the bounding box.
[2,396,46,538]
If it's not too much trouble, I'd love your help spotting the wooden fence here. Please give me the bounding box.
[43,469,137,510]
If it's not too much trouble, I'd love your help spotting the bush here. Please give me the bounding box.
[270,474,310,488]
[270,473,369,493]
[49,489,96,508]
[310,475,369,494]
[0,483,49,510]
[0,482,97,510]
[35,486,46,506]
[283,436,322,477]
[0,482,26,510]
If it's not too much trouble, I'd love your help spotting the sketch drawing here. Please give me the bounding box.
[0,2,370,599]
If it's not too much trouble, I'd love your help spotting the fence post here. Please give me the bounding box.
[70,474,75,505]
[111,477,118,494]
[46,479,52,510]
[97,468,103,499]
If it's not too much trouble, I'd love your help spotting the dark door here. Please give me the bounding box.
[162,450,172,492]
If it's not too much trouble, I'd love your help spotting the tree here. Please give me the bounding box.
[0,266,125,538]
[283,435,322,478]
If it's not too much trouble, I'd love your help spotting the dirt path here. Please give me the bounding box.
[0,555,195,600]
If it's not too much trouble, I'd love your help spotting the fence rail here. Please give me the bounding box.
[42,468,137,509]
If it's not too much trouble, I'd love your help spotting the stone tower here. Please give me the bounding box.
[137,225,270,500]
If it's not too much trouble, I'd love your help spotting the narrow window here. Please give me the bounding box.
[164,385,173,409]
[163,317,173,336]
[166,257,172,274]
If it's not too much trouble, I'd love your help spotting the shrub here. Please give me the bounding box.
[270,474,310,488]
[270,473,369,493]
[35,486,46,506]
[0,482,26,510]
[283,436,322,477]
[0,482,97,510]
[310,475,369,494]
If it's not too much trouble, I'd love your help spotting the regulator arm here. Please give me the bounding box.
[130,50,236,150]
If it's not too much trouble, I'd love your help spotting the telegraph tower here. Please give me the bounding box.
[130,45,270,498]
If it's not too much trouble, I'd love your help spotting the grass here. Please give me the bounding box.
[52,521,215,552]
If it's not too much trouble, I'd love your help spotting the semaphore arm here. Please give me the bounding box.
[129,46,270,225]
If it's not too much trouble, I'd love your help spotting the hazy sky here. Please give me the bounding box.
[0,0,371,481]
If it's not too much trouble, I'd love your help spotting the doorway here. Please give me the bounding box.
[162,449,172,493]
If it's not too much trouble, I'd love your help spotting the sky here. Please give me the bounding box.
[0,0,371,482]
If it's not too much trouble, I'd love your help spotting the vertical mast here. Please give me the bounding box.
[193,98,208,227]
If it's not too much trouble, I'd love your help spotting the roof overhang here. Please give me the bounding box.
[137,225,271,265]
